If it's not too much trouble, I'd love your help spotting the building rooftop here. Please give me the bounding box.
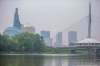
[77,38,100,44]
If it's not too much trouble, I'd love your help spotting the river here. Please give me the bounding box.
[0,54,100,66]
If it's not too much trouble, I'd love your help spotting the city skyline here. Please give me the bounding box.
[1,0,100,34]
[0,1,100,66]
[0,0,100,46]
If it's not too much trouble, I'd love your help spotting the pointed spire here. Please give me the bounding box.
[13,8,21,29]
[88,0,92,38]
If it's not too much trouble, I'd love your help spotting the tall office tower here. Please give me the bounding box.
[68,31,77,46]
[3,8,22,36]
[40,31,51,47]
[41,31,50,38]
[55,32,62,47]
[22,26,35,33]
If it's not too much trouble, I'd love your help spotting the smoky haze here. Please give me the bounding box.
[0,0,89,33]
[0,0,100,44]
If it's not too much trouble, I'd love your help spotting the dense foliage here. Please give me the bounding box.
[0,33,46,53]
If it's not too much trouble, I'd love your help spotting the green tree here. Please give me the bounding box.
[0,34,9,52]
[11,32,46,53]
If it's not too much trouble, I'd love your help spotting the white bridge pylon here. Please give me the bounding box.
[74,0,100,48]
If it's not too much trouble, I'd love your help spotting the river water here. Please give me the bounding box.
[0,55,100,66]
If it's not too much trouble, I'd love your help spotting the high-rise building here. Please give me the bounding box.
[22,26,35,33]
[55,32,62,47]
[40,31,51,46]
[68,31,77,46]
[41,31,50,38]
[3,8,22,36]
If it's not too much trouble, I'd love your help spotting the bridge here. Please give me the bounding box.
[53,0,100,55]
[67,38,100,54]
[60,0,100,55]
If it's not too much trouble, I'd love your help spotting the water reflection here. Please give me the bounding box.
[43,56,66,66]
[0,55,100,66]
[0,55,44,66]
[68,55,100,66]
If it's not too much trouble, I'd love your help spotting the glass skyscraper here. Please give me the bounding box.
[68,31,77,46]
[55,32,62,47]
[40,31,51,47]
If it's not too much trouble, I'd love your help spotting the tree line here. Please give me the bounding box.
[0,32,47,53]
[0,32,69,54]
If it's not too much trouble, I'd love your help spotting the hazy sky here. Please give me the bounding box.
[0,0,100,34]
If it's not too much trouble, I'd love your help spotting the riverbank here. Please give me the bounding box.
[0,53,86,57]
